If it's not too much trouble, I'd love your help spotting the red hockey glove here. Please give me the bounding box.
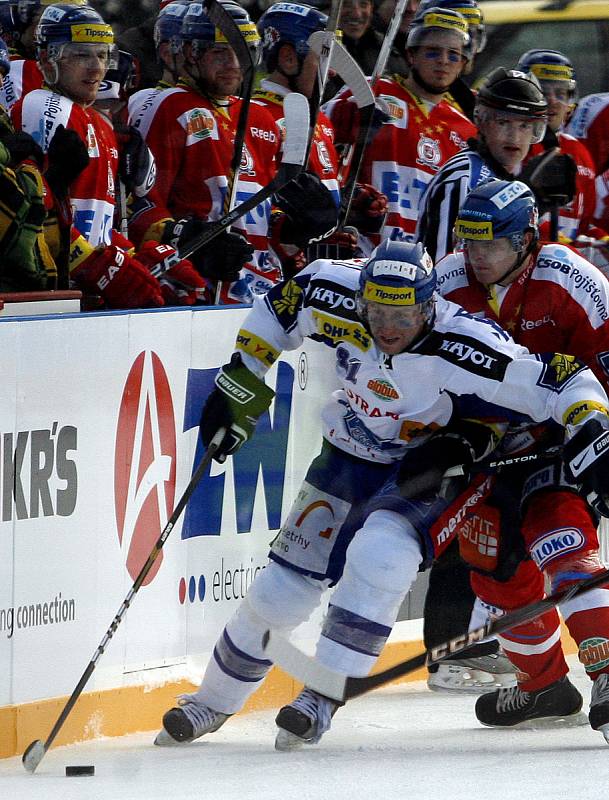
[70,243,165,309]
[343,183,388,234]
[135,240,206,305]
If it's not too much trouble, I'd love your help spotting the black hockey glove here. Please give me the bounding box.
[564,416,609,517]
[115,123,156,197]
[199,353,275,463]
[397,421,496,502]
[273,171,339,247]
[520,149,577,215]
[45,124,90,198]
[162,218,254,282]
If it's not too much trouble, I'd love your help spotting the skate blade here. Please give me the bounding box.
[428,671,517,695]
[274,728,308,752]
[598,723,609,744]
[428,680,511,695]
[154,728,191,747]
[480,711,589,730]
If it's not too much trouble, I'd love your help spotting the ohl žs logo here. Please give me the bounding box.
[115,351,177,584]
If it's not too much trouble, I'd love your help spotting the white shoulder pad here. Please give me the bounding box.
[19,89,72,150]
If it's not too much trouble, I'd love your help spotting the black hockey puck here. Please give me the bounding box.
[65,765,95,776]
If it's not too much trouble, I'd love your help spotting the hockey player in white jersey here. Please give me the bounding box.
[155,240,609,749]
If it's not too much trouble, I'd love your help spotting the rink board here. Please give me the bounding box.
[0,305,580,759]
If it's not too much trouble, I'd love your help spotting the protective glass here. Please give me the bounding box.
[360,298,432,329]
[57,41,118,70]
[479,106,546,144]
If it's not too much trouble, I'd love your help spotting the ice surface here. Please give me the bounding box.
[1,660,607,800]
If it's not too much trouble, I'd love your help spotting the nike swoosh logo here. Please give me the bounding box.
[570,453,587,473]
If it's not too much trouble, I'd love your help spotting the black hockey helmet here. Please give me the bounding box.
[476,67,548,117]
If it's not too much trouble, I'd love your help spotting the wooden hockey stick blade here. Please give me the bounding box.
[163,92,309,265]
[263,566,609,703]
[22,429,226,774]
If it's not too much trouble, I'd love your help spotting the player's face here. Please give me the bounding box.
[366,301,428,354]
[409,31,466,94]
[540,81,571,132]
[56,43,111,106]
[195,44,242,97]
[340,0,374,41]
[463,237,519,284]
[480,110,538,172]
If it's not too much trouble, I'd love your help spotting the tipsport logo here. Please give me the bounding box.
[181,361,295,538]
[114,351,177,585]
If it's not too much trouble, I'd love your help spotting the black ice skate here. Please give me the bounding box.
[154,693,230,745]
[475,676,586,728]
[589,672,609,743]
[275,688,339,751]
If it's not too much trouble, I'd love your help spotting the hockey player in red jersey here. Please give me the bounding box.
[254,2,385,273]
[128,1,293,305]
[433,179,609,731]
[566,90,609,178]
[324,5,476,247]
[127,0,192,126]
[11,3,206,309]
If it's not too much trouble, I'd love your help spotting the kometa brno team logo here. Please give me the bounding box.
[115,351,177,585]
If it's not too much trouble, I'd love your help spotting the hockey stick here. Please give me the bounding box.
[22,428,227,774]
[334,0,408,226]
[263,565,609,703]
[442,443,565,478]
[304,0,345,167]
[146,92,310,278]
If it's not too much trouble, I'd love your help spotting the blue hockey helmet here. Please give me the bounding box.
[178,1,260,60]
[454,179,539,252]
[154,0,191,49]
[417,0,485,56]
[406,6,470,56]
[36,3,114,48]
[516,49,577,106]
[357,240,437,334]
[257,3,328,69]
[35,3,117,79]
